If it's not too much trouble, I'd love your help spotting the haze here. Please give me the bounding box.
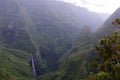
[60,0,120,14]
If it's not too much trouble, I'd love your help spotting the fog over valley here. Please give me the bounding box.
[0,0,120,80]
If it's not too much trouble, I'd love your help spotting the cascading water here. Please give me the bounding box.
[30,54,37,78]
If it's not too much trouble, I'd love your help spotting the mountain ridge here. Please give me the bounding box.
[0,0,111,79]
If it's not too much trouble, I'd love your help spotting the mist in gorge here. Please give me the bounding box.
[0,0,120,80]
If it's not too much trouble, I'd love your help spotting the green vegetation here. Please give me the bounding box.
[36,16,120,80]
[0,0,119,80]
[0,0,83,76]
[0,46,33,80]
[83,18,120,80]
[36,26,96,80]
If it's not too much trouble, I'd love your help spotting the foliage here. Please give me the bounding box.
[37,26,96,80]
[0,46,34,80]
[0,0,114,79]
[85,19,120,80]
[0,0,82,76]
[83,71,112,80]
[95,32,120,73]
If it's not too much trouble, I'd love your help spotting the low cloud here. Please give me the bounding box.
[60,0,120,14]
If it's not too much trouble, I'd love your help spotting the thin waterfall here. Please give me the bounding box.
[30,54,36,78]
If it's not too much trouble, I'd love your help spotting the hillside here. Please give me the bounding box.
[0,45,33,80]
[36,7,120,80]
[95,8,120,37]
[57,8,120,80]
[0,0,107,78]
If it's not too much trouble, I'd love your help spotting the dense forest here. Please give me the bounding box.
[0,0,120,80]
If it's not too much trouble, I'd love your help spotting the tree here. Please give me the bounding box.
[83,18,120,80]
[94,18,120,80]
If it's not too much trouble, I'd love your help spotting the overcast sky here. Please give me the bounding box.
[60,0,120,14]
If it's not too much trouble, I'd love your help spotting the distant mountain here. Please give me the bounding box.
[0,0,108,79]
[18,0,105,30]
[95,8,120,37]
[37,26,96,80]
[99,13,110,22]
[37,7,120,80]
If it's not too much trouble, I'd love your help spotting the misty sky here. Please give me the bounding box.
[60,0,120,14]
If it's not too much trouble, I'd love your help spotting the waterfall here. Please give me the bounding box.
[30,54,37,78]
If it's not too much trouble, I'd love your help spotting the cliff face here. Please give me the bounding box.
[95,8,120,37]
[0,0,107,79]
[36,7,120,80]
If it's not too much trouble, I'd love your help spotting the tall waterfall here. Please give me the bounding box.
[30,54,36,78]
